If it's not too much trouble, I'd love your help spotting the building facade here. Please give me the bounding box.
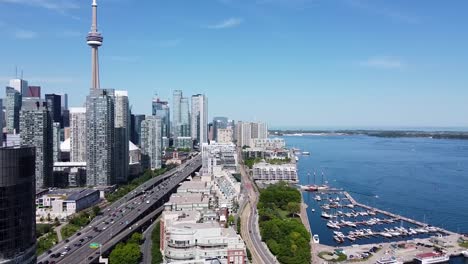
[252,162,298,182]
[52,122,61,162]
[45,94,62,125]
[191,94,208,144]
[217,128,234,144]
[0,146,37,264]
[25,86,41,98]
[20,99,54,188]
[70,107,87,162]
[130,114,145,146]
[86,89,115,186]
[141,116,162,170]
[8,79,28,95]
[114,90,130,183]
[213,117,228,142]
[152,97,171,138]
[5,87,22,133]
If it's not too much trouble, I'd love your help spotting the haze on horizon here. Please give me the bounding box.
[0,0,467,128]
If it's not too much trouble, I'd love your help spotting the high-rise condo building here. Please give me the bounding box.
[114,90,129,183]
[172,90,182,136]
[0,146,37,264]
[20,99,54,188]
[213,116,228,142]
[70,107,87,162]
[236,121,252,148]
[86,89,115,186]
[52,122,61,162]
[45,94,62,124]
[5,86,22,133]
[180,97,190,137]
[251,122,268,140]
[0,99,3,146]
[141,116,162,170]
[130,114,145,146]
[152,96,171,138]
[191,94,208,144]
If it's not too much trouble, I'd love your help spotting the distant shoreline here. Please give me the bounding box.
[269,130,468,140]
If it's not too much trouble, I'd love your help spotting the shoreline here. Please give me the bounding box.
[302,190,466,263]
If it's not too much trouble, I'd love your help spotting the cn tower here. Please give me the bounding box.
[86,0,103,90]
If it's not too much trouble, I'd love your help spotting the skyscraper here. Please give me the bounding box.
[180,96,190,137]
[251,122,268,139]
[70,107,87,162]
[5,86,21,133]
[141,116,162,170]
[236,121,252,148]
[20,99,54,188]
[86,89,115,186]
[191,94,208,144]
[172,90,182,137]
[9,78,28,95]
[152,96,171,138]
[130,114,145,146]
[0,99,3,146]
[0,146,37,264]
[52,122,61,162]
[87,0,103,90]
[114,90,129,183]
[213,116,228,142]
[25,86,41,98]
[45,94,62,124]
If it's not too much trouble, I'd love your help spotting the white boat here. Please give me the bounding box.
[295,156,299,161]
[414,252,450,264]
[312,234,320,244]
[462,251,468,258]
[314,195,322,201]
[321,212,331,219]
[302,151,310,155]
[376,256,403,264]
[311,209,315,212]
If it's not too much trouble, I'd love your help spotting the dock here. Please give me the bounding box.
[342,192,456,235]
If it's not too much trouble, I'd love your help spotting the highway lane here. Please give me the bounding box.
[38,155,201,264]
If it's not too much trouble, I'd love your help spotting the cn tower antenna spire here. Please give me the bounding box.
[87,0,103,90]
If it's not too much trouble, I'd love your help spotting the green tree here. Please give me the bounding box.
[228,215,235,226]
[286,202,301,217]
[128,232,143,245]
[110,243,141,264]
[54,217,61,226]
[46,213,51,222]
[92,206,101,216]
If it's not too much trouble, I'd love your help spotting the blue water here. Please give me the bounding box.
[284,135,468,249]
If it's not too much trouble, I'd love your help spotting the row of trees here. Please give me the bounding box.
[257,182,311,264]
[61,205,101,240]
[37,226,58,255]
[109,233,143,264]
[151,221,163,264]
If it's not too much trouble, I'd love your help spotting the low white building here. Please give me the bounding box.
[212,167,241,211]
[161,211,246,264]
[252,162,298,182]
[36,189,100,219]
[164,193,211,212]
[251,138,285,150]
[201,142,237,175]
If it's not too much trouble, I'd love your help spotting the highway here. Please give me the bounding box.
[238,148,278,264]
[37,155,201,264]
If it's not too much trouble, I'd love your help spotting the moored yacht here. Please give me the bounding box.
[376,256,403,264]
[313,234,320,244]
[414,252,449,264]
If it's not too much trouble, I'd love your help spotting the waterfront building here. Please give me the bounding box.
[217,128,234,144]
[235,121,252,148]
[69,107,87,162]
[152,96,171,138]
[20,99,54,188]
[252,138,285,150]
[160,211,246,264]
[0,146,37,264]
[130,114,145,146]
[252,162,298,182]
[52,122,61,162]
[5,86,21,133]
[191,94,208,144]
[86,89,115,186]
[45,94,62,124]
[114,90,130,183]
[251,122,268,140]
[141,116,162,170]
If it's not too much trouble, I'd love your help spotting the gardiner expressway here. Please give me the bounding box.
[38,155,202,264]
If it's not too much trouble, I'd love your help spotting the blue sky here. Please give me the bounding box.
[0,0,467,128]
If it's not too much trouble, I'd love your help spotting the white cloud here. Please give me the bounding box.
[359,56,405,69]
[14,29,37,39]
[207,18,243,29]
